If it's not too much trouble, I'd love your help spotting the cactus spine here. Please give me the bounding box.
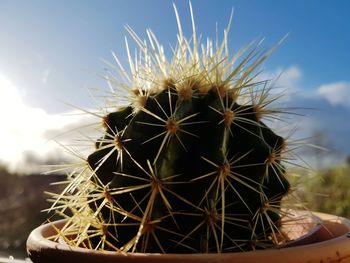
[49,4,295,253]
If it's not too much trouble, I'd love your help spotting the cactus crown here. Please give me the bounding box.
[48,3,299,254]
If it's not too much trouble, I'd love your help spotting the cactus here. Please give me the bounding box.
[48,4,296,254]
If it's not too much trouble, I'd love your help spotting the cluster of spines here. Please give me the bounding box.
[45,3,299,254]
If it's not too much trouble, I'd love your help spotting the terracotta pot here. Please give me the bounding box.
[27,211,350,263]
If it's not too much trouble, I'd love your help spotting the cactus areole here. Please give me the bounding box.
[49,3,294,254]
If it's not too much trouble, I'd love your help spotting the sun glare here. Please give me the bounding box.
[0,73,95,173]
[0,73,47,168]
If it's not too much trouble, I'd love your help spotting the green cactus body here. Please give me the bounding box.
[86,83,290,253]
[49,4,294,254]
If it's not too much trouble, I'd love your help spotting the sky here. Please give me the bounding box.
[0,0,350,173]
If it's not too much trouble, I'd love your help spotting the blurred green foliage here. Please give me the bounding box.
[290,159,350,218]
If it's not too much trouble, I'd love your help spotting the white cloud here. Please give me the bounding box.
[274,66,302,87]
[257,66,302,101]
[41,69,50,84]
[317,81,350,107]
[261,66,302,88]
[257,66,350,167]
[0,72,99,174]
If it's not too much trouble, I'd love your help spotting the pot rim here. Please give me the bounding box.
[27,211,350,263]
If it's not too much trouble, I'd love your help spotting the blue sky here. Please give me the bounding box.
[0,0,350,172]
